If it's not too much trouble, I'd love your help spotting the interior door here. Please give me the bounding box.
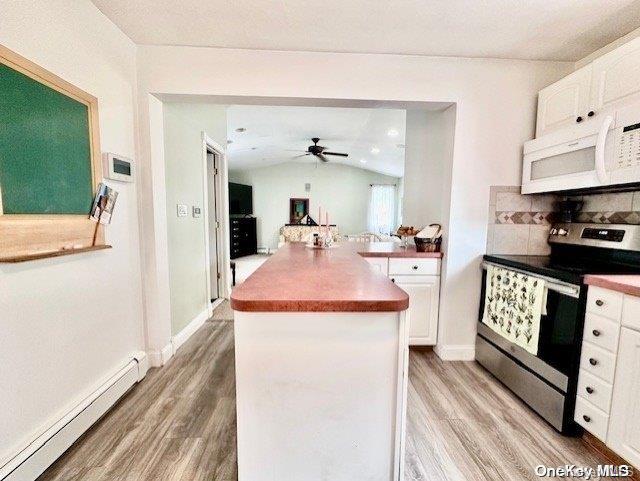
[536,65,592,137]
[607,327,640,469]
[207,151,220,301]
[392,275,439,345]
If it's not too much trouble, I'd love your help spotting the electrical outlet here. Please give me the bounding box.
[177,204,188,217]
[192,206,202,218]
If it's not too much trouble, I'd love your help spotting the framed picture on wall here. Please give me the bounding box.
[290,198,309,224]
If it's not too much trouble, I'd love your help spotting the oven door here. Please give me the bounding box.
[478,262,584,393]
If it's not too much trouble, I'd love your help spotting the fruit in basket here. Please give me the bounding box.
[396,225,421,236]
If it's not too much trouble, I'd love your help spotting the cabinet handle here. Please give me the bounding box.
[588,110,595,117]
[583,415,591,423]
[595,299,604,307]
[576,116,583,123]
[412,265,419,270]
[391,278,395,283]
[586,386,594,394]
[589,358,598,366]
[592,329,601,337]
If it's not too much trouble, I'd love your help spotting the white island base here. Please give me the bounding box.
[234,311,409,481]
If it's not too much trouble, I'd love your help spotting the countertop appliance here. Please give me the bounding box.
[477,222,640,433]
[522,101,640,194]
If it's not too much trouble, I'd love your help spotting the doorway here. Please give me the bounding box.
[203,136,225,305]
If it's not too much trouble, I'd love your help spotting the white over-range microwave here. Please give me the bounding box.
[522,103,640,194]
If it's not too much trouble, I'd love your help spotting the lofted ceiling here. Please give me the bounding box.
[92,0,640,61]
[226,105,406,177]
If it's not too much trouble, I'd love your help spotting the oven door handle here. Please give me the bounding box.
[481,261,581,298]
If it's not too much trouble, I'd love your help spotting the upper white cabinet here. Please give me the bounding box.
[536,65,592,138]
[608,327,640,468]
[590,36,640,114]
[535,35,640,139]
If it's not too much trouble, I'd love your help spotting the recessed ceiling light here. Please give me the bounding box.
[235,127,246,133]
[360,158,367,164]
[387,129,399,137]
[370,147,380,154]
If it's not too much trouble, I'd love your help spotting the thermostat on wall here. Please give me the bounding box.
[103,153,134,182]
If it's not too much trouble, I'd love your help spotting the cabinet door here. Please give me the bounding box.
[607,327,640,468]
[590,35,640,114]
[392,275,439,345]
[536,65,592,137]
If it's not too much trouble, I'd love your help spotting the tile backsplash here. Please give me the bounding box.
[487,187,640,255]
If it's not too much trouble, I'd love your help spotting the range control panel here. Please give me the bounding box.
[581,228,625,242]
[615,122,640,169]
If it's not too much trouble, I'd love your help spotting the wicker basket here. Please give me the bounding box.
[414,236,441,253]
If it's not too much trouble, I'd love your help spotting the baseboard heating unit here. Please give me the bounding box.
[0,353,147,481]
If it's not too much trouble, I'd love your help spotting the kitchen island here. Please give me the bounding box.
[230,242,411,481]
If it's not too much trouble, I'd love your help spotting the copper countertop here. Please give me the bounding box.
[584,274,640,298]
[230,242,442,312]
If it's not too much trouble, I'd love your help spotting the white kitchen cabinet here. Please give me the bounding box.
[536,65,592,137]
[607,327,640,469]
[391,275,439,345]
[364,257,389,276]
[590,35,640,115]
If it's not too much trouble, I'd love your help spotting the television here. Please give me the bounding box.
[229,182,253,215]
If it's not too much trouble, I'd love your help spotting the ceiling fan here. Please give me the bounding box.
[292,137,349,162]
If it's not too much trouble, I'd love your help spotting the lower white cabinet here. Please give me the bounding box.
[391,275,439,345]
[607,327,640,468]
[364,257,389,276]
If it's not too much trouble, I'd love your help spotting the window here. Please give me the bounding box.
[367,184,396,235]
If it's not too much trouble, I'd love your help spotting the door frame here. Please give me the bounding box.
[202,132,231,309]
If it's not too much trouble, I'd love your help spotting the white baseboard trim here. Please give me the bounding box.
[1,356,144,481]
[147,343,173,367]
[434,344,476,361]
[171,308,210,355]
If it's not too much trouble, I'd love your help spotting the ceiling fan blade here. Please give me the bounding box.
[317,153,329,162]
[284,149,308,152]
[292,153,311,158]
[323,152,348,157]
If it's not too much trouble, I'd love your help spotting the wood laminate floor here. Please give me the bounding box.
[39,304,627,481]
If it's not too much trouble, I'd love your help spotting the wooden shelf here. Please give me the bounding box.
[0,245,112,263]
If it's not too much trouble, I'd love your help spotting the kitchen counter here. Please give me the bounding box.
[232,241,412,480]
[230,242,412,312]
[356,242,444,258]
[584,274,640,297]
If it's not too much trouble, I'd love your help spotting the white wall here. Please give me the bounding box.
[0,0,143,467]
[136,45,572,359]
[402,110,454,228]
[229,162,400,249]
[163,103,227,335]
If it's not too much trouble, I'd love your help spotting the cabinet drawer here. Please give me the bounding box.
[364,257,388,276]
[389,258,439,275]
[575,397,609,442]
[580,341,617,383]
[577,368,614,413]
[587,286,623,320]
[583,313,621,353]
[622,294,640,332]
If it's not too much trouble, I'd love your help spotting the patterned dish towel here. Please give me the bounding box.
[481,265,545,355]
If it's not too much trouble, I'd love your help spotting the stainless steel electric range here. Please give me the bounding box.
[476,222,640,434]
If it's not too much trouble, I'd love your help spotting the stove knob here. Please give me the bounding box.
[558,228,568,236]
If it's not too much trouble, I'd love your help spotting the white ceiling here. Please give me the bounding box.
[226,105,406,177]
[92,0,640,61]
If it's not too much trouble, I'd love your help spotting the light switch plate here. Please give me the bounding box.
[192,206,202,218]
[177,204,188,217]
